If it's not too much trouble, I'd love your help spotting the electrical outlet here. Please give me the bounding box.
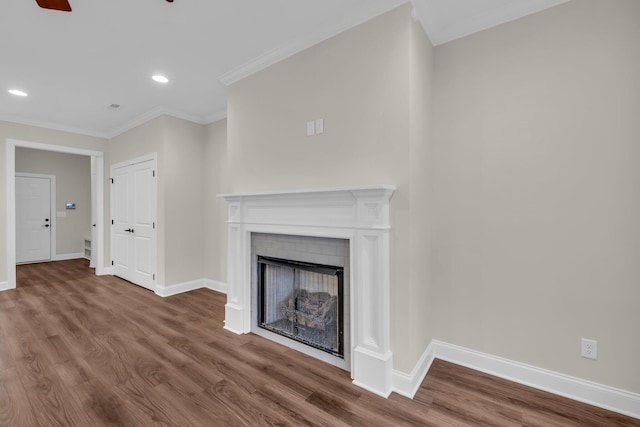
[581,338,597,360]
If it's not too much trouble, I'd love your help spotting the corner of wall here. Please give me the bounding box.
[392,340,640,420]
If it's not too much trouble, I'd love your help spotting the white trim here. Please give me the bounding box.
[203,279,227,294]
[94,156,105,276]
[6,139,106,290]
[98,266,114,276]
[7,139,104,157]
[0,114,109,139]
[411,0,570,46]
[15,172,57,263]
[155,279,204,298]
[6,143,16,289]
[217,184,396,200]
[0,281,9,291]
[155,278,228,298]
[90,159,97,268]
[53,253,85,261]
[392,340,640,420]
[202,110,228,125]
[1,107,228,140]
[105,107,228,139]
[392,342,436,398]
[218,1,407,86]
[110,152,157,170]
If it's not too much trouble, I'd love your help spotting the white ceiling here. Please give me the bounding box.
[0,0,569,139]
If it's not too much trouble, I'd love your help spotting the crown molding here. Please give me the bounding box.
[412,0,571,46]
[0,114,110,139]
[103,107,227,139]
[219,0,409,86]
[1,105,227,140]
[202,109,227,125]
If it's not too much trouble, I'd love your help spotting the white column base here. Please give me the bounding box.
[224,303,247,334]
[352,346,393,397]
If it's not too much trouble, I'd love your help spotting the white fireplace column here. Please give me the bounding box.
[218,185,396,397]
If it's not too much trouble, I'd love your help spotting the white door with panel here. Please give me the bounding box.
[111,157,156,290]
[16,175,53,264]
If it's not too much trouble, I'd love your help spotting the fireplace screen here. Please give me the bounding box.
[257,256,344,358]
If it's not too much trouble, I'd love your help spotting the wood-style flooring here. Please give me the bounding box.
[0,259,637,426]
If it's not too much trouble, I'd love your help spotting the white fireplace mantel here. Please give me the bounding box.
[218,185,396,397]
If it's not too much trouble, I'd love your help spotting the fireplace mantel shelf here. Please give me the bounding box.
[218,184,396,200]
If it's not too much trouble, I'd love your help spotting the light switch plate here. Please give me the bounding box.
[315,118,324,134]
[306,121,315,136]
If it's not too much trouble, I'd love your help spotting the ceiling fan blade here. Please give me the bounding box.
[35,0,72,12]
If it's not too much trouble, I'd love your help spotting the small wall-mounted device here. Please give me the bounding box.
[65,203,76,209]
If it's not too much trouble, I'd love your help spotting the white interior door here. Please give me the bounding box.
[16,175,53,264]
[90,159,97,268]
[111,157,156,290]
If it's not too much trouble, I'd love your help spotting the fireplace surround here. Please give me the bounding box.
[219,185,395,397]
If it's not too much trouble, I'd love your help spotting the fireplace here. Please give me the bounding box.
[257,256,344,357]
[219,185,395,397]
[251,232,350,369]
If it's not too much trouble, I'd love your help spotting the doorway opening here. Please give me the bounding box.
[5,139,106,290]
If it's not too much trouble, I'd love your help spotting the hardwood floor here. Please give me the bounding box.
[0,259,637,426]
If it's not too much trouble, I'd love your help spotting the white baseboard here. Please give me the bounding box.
[392,342,436,398]
[0,281,12,291]
[96,266,113,276]
[155,278,228,298]
[202,279,227,294]
[155,278,203,297]
[54,252,84,261]
[392,340,640,420]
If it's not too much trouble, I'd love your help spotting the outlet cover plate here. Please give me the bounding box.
[581,338,598,360]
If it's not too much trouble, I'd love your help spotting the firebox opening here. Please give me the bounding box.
[257,256,344,358]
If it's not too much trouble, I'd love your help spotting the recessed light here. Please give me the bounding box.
[152,75,169,83]
[8,89,28,97]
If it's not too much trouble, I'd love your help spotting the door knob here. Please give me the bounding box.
[124,228,135,233]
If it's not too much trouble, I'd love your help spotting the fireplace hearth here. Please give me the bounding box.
[257,256,344,358]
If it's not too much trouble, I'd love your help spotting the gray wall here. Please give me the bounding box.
[204,119,228,283]
[15,147,91,256]
[430,0,640,392]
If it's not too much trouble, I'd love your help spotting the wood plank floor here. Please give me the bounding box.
[0,259,637,426]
